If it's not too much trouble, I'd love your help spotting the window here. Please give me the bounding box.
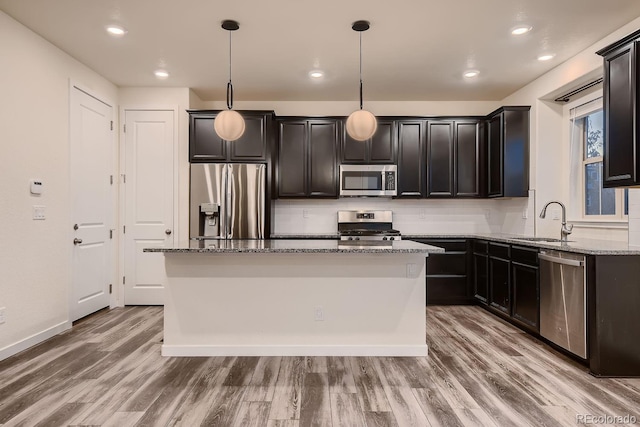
[568,96,627,221]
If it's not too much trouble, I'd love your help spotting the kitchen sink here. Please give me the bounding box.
[512,237,573,243]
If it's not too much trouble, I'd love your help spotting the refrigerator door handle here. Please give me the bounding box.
[226,164,234,239]
[258,164,265,238]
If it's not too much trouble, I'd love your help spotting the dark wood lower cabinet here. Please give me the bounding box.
[475,241,540,334]
[510,246,539,331]
[511,262,539,329]
[589,255,640,376]
[489,256,510,314]
[488,242,510,314]
[416,239,473,305]
[473,241,489,303]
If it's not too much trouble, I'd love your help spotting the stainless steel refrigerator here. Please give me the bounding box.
[190,163,265,239]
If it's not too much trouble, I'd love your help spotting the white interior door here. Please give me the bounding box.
[70,86,114,321]
[123,109,174,305]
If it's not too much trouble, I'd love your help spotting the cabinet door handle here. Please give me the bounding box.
[73,238,83,245]
[165,229,172,235]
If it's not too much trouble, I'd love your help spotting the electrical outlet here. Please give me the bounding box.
[314,306,324,321]
[406,263,417,278]
[33,205,46,220]
[0,307,5,324]
[419,209,427,220]
[303,209,309,219]
[552,208,560,220]
[522,209,528,219]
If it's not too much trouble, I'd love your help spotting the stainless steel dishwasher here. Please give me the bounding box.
[539,250,587,358]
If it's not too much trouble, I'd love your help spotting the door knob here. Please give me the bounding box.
[73,238,83,245]
[165,229,172,235]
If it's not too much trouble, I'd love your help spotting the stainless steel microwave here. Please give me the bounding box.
[339,164,397,197]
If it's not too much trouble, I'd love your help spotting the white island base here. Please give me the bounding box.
[162,251,428,357]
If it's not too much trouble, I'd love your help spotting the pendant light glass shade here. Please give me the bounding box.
[346,110,377,141]
[346,20,377,142]
[215,20,245,141]
[215,110,245,141]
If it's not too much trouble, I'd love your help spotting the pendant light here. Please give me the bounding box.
[346,20,377,142]
[214,20,245,141]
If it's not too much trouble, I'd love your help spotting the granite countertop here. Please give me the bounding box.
[144,239,444,254]
[402,233,640,255]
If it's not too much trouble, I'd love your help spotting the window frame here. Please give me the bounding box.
[564,93,628,224]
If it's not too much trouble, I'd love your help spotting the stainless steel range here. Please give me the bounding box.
[338,210,401,241]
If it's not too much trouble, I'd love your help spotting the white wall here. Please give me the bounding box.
[0,11,118,355]
[501,16,640,242]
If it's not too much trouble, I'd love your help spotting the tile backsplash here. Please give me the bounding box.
[273,191,535,236]
[628,189,640,247]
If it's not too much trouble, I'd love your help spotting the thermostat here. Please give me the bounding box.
[30,180,43,195]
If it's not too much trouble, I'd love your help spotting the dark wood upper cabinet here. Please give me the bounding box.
[277,118,339,198]
[456,121,484,197]
[189,112,226,161]
[277,120,307,197]
[188,110,273,163]
[597,31,640,187]
[426,121,454,197]
[486,107,530,198]
[308,121,339,197]
[426,119,484,198]
[341,119,396,164]
[397,120,426,197]
[487,114,502,197]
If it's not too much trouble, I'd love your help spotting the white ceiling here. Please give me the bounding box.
[2,0,640,102]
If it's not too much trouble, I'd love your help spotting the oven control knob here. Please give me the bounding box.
[355,237,360,240]
[383,237,388,240]
[348,237,353,241]
[390,237,395,241]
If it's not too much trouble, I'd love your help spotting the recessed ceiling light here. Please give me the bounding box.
[537,54,555,61]
[309,70,324,79]
[106,25,127,37]
[463,70,479,78]
[154,70,169,79]
[511,25,532,36]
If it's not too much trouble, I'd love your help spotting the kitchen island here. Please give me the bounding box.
[145,239,443,357]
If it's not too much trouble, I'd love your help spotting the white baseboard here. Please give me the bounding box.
[0,321,72,362]
[161,344,429,357]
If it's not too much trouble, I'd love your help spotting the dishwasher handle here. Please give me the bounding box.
[539,252,584,267]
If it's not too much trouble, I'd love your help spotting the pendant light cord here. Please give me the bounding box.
[359,31,363,110]
[227,29,233,110]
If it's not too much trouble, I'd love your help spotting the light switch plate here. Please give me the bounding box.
[33,205,45,220]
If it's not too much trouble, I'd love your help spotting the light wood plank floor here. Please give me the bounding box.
[1,305,639,426]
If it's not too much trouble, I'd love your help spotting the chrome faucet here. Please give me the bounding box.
[539,200,573,242]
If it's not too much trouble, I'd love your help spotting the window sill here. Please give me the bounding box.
[568,219,628,229]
